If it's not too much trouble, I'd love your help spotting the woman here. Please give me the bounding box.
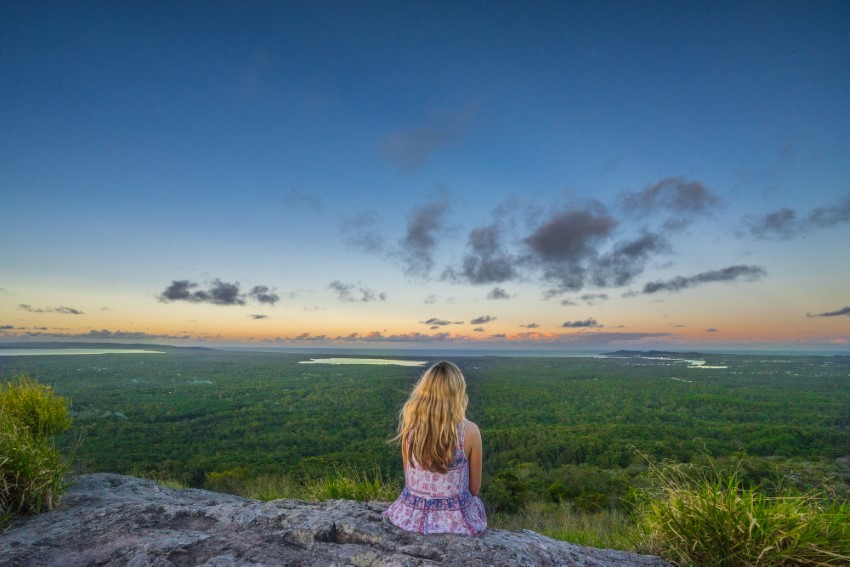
[383,361,487,535]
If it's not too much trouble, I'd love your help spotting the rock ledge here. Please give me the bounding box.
[0,473,672,566]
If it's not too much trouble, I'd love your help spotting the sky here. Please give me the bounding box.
[1,1,849,353]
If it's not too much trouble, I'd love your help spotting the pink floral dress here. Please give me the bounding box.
[384,419,487,535]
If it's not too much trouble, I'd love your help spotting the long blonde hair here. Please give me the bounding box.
[394,360,468,474]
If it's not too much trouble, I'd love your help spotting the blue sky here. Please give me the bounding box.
[2,1,849,351]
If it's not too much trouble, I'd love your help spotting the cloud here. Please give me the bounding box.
[807,306,850,318]
[248,314,269,320]
[487,287,511,300]
[400,197,450,277]
[381,111,470,171]
[562,318,602,328]
[470,315,496,325]
[340,210,385,253]
[283,187,322,211]
[580,293,610,305]
[248,285,280,305]
[524,206,617,291]
[473,327,485,332]
[18,304,84,315]
[424,294,437,304]
[0,325,15,329]
[421,317,462,326]
[641,265,767,294]
[445,223,517,284]
[159,279,278,306]
[328,280,387,303]
[21,329,188,340]
[490,333,506,338]
[744,193,850,239]
[622,177,721,219]
[520,323,539,328]
[705,328,719,332]
[590,233,669,287]
[560,299,577,306]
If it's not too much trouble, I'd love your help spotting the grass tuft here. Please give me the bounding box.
[631,451,850,566]
[0,375,73,529]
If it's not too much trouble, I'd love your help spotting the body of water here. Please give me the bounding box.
[0,349,164,357]
[299,358,427,366]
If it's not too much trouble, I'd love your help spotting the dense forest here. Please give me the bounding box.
[1,347,848,517]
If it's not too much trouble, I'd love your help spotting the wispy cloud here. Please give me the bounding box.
[283,187,322,211]
[421,317,463,326]
[705,328,719,332]
[486,287,511,300]
[340,210,385,253]
[400,196,450,277]
[807,306,850,318]
[248,314,269,320]
[21,329,188,340]
[562,318,602,328]
[328,280,387,303]
[248,285,280,305]
[621,177,721,228]
[744,193,850,239]
[444,222,517,284]
[381,110,471,171]
[520,322,539,328]
[18,304,84,315]
[641,265,767,294]
[470,315,496,325]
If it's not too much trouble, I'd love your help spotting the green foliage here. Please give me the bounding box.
[303,466,402,502]
[0,375,72,529]
[632,452,850,566]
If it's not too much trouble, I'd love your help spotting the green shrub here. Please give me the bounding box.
[0,375,72,528]
[632,453,850,566]
[303,465,401,502]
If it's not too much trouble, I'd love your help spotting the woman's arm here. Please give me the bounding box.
[465,421,483,496]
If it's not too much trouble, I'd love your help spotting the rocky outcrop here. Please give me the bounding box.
[0,474,672,566]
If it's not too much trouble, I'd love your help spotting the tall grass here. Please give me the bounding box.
[490,501,633,550]
[632,453,850,566]
[0,375,72,529]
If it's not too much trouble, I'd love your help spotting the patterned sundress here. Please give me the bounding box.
[383,419,487,535]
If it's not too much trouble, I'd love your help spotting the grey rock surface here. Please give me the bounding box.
[0,473,673,566]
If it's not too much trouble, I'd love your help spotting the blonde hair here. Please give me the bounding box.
[395,360,468,474]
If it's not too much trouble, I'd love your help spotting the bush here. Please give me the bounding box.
[0,375,72,528]
[632,452,850,566]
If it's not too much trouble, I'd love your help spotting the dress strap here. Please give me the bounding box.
[457,419,467,451]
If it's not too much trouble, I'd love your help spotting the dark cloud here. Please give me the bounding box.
[381,112,470,171]
[590,233,669,287]
[641,265,767,294]
[248,285,280,305]
[248,314,269,320]
[560,299,577,306]
[159,279,280,306]
[491,333,506,338]
[283,187,322,211]
[622,177,721,217]
[0,325,15,329]
[421,317,462,326]
[18,304,84,315]
[424,295,437,304]
[580,293,610,305]
[328,280,387,303]
[159,279,246,305]
[807,306,850,318]
[473,327,485,332]
[562,318,602,328]
[470,315,496,325]
[744,193,850,239]
[445,223,517,284]
[705,328,719,332]
[487,287,511,300]
[524,206,617,291]
[745,208,798,240]
[400,197,450,277]
[520,323,539,328]
[340,210,385,253]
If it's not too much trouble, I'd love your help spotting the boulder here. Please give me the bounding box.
[0,474,672,566]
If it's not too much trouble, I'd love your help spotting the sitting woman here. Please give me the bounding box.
[384,360,487,535]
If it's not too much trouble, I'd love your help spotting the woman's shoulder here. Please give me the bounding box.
[463,419,481,440]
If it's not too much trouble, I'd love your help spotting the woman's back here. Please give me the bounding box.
[384,419,487,535]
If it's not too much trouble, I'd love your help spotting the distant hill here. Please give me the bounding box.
[601,350,710,358]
